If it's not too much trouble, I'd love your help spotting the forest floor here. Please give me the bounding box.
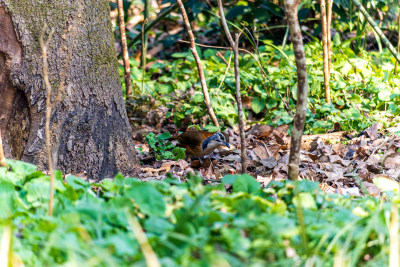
[132,121,400,197]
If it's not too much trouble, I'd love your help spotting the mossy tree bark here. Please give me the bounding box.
[0,0,138,179]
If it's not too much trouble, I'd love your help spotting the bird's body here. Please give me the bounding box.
[170,131,230,159]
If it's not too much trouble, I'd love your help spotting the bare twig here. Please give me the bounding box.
[123,0,189,56]
[126,211,161,267]
[352,0,400,63]
[216,51,232,71]
[216,50,232,94]
[217,0,247,173]
[0,130,5,167]
[178,40,293,116]
[320,0,331,103]
[176,0,219,128]
[40,24,55,216]
[141,19,148,93]
[117,0,133,99]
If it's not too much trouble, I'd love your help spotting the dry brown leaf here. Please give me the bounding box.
[384,153,400,169]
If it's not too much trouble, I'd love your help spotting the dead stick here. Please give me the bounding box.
[176,0,219,128]
[217,0,247,173]
[40,25,55,216]
[117,0,133,99]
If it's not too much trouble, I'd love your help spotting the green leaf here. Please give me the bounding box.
[333,33,341,46]
[192,93,204,103]
[222,174,239,185]
[0,181,15,220]
[66,175,91,191]
[251,97,266,114]
[293,192,317,210]
[159,132,171,140]
[126,183,166,217]
[378,89,391,101]
[5,159,37,177]
[233,174,261,194]
[172,147,186,160]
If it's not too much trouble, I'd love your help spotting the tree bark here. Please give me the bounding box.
[0,0,138,179]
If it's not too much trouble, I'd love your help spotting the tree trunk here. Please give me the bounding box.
[0,0,138,179]
[284,0,309,180]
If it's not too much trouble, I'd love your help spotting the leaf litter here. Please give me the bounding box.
[133,122,400,197]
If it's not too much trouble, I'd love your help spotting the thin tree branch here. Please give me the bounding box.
[217,0,235,48]
[352,0,400,63]
[117,0,133,99]
[320,0,331,103]
[217,0,247,173]
[40,24,55,216]
[285,0,309,181]
[234,33,247,174]
[216,51,232,71]
[178,40,293,116]
[141,0,150,78]
[216,51,232,94]
[176,0,219,128]
[327,0,333,75]
[141,19,148,93]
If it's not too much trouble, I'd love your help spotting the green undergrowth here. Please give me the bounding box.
[123,41,400,134]
[0,159,395,266]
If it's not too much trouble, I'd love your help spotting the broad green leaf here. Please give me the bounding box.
[0,181,15,219]
[126,183,166,217]
[293,192,317,210]
[159,132,171,140]
[251,97,266,114]
[233,174,261,194]
[5,159,37,177]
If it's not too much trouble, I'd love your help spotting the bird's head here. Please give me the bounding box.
[202,132,230,151]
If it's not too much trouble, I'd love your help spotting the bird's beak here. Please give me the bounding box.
[225,142,230,148]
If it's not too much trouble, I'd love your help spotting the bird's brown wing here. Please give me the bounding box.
[172,131,215,148]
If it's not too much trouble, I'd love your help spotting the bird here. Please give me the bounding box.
[170,130,230,159]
